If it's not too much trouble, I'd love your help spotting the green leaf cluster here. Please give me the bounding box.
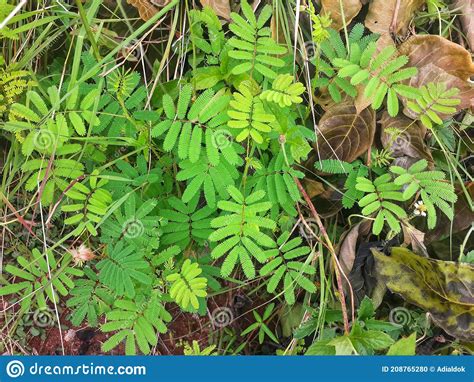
[228,0,287,79]
[101,291,171,355]
[333,43,419,116]
[260,232,316,305]
[209,185,276,279]
[391,159,456,228]
[166,259,208,310]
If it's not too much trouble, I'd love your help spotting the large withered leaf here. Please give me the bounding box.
[373,247,474,341]
[365,0,424,35]
[321,0,362,31]
[379,112,433,163]
[338,221,372,279]
[337,221,385,307]
[398,35,474,118]
[398,35,474,81]
[200,0,230,19]
[127,0,170,21]
[454,0,474,51]
[314,102,376,163]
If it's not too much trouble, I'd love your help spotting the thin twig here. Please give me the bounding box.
[294,177,351,335]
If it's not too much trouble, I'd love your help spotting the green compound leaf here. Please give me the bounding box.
[166,259,208,310]
[209,185,276,279]
[101,291,171,355]
[260,74,305,107]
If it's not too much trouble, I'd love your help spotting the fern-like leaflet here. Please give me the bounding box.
[260,232,316,305]
[315,24,378,103]
[390,159,457,228]
[96,242,152,298]
[160,194,215,249]
[228,81,275,144]
[176,153,239,208]
[333,43,419,116]
[8,85,100,155]
[308,3,332,43]
[314,159,354,174]
[227,0,287,79]
[21,148,84,205]
[0,65,34,118]
[66,267,114,327]
[104,155,172,198]
[260,74,306,107]
[342,162,369,209]
[0,248,83,314]
[189,6,227,89]
[209,185,276,279]
[166,259,208,310]
[100,197,164,255]
[356,174,407,235]
[250,152,303,217]
[61,170,113,236]
[406,82,461,128]
[152,84,239,166]
[101,291,171,355]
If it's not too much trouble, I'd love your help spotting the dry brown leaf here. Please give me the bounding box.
[365,0,424,35]
[401,223,428,257]
[307,182,344,218]
[338,222,371,278]
[321,0,362,31]
[337,221,386,307]
[379,112,433,164]
[302,178,325,199]
[398,35,474,117]
[398,35,474,80]
[314,101,376,163]
[200,0,231,19]
[454,0,474,51]
[127,0,170,21]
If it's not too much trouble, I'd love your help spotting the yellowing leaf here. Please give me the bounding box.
[373,247,474,341]
[387,332,417,355]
